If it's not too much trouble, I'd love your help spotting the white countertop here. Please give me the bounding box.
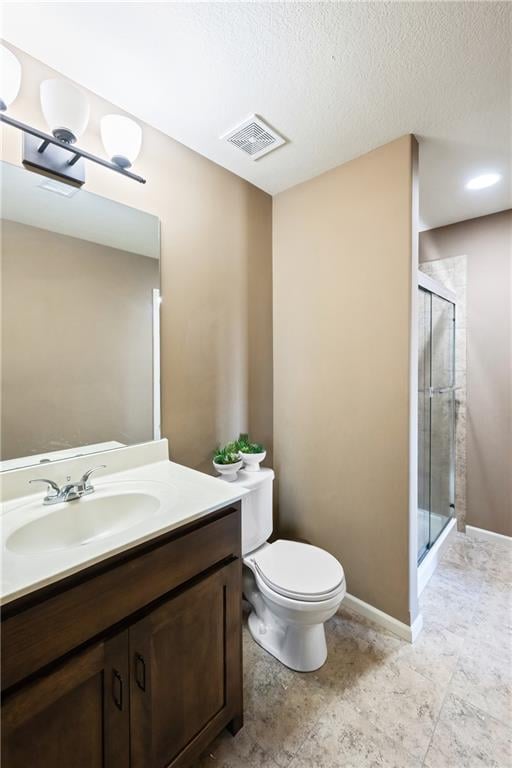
[1,441,248,606]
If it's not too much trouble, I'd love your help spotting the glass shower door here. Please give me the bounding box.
[430,294,455,542]
[417,287,455,563]
[417,288,431,560]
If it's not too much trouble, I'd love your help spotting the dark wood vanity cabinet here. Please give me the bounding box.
[1,504,243,768]
[2,632,130,768]
[130,560,241,768]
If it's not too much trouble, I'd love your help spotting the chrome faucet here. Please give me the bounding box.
[29,465,106,505]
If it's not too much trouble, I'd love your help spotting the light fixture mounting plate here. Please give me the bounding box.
[22,133,85,187]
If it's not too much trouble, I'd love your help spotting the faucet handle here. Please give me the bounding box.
[79,465,107,491]
[29,478,61,497]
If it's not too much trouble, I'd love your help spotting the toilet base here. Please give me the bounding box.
[247,610,328,672]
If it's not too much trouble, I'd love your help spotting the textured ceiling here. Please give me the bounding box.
[2,2,511,228]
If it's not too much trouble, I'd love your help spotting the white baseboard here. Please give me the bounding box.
[465,525,512,547]
[342,593,423,644]
[417,517,457,597]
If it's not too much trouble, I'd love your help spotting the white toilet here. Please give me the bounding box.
[230,468,346,672]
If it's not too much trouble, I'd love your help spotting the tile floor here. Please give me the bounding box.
[196,532,512,768]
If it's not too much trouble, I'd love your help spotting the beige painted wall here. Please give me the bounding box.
[420,210,512,537]
[273,136,416,624]
[1,220,158,459]
[0,43,273,471]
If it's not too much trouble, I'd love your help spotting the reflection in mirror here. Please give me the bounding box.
[0,161,160,471]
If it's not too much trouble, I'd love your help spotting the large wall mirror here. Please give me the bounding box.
[0,161,160,471]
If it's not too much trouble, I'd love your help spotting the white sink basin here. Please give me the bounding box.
[6,487,162,554]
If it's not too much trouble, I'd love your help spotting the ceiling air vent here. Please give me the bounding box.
[221,114,286,160]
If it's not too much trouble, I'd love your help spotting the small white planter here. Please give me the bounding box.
[239,450,266,472]
[213,460,243,482]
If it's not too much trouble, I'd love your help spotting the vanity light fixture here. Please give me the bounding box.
[0,53,146,186]
[101,114,142,169]
[0,45,22,111]
[40,78,90,144]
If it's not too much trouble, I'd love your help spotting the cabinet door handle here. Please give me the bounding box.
[112,669,123,711]
[135,652,146,692]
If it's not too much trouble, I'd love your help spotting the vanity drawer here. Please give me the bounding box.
[2,504,241,691]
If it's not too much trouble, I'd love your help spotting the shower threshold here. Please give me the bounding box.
[417,507,453,564]
[417,514,456,595]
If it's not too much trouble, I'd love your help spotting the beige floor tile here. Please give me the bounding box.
[197,534,510,768]
[336,606,404,657]
[242,638,294,703]
[288,696,421,768]
[486,546,512,585]
[396,619,464,688]
[242,647,330,767]
[441,533,495,573]
[420,574,476,636]
[434,556,484,595]
[467,578,512,651]
[195,727,279,768]
[449,635,512,725]
[477,573,511,606]
[424,693,512,768]
[241,689,326,768]
[345,657,444,760]
[310,609,403,694]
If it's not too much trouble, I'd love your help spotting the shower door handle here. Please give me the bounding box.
[431,386,462,395]
[418,386,461,396]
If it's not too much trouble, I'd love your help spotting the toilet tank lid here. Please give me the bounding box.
[234,467,275,489]
[251,539,345,599]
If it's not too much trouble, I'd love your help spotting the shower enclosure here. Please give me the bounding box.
[417,272,456,563]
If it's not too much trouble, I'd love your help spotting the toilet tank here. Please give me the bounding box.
[231,468,274,555]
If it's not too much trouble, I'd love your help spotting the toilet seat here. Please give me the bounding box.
[248,539,345,603]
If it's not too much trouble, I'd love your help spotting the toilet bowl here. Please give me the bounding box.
[224,468,346,672]
[243,540,346,671]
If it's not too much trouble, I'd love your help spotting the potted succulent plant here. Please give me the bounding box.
[212,442,243,482]
[236,433,266,472]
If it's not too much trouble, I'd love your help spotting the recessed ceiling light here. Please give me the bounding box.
[465,173,501,191]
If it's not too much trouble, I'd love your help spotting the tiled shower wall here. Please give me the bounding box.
[420,255,467,531]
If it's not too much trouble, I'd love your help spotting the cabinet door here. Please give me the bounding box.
[130,559,242,768]
[1,631,130,768]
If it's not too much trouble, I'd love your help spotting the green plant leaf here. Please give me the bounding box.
[213,443,241,464]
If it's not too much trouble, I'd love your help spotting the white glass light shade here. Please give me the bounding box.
[0,45,21,110]
[40,78,90,143]
[100,114,142,168]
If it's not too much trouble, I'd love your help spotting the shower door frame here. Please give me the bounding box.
[418,271,456,308]
[417,271,457,565]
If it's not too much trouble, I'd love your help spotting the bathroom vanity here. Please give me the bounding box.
[0,161,249,766]
[1,442,247,768]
